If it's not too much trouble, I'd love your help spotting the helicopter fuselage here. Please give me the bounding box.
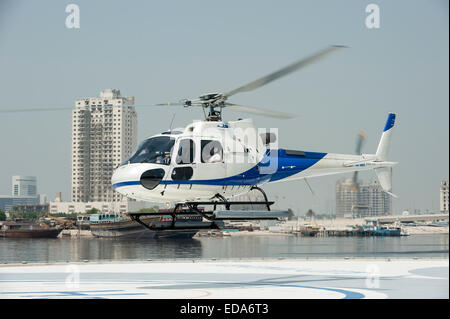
[112,116,397,203]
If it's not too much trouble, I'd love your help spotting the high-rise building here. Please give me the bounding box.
[0,176,40,212]
[335,178,392,218]
[12,176,37,196]
[39,194,48,205]
[441,179,449,213]
[71,89,137,202]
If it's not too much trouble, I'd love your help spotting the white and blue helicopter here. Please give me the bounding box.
[111,46,398,226]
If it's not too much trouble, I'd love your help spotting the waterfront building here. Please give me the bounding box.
[11,204,49,213]
[39,194,48,205]
[71,89,137,203]
[335,178,392,218]
[0,176,41,212]
[12,176,37,196]
[441,179,449,213]
[0,195,40,212]
[48,199,146,215]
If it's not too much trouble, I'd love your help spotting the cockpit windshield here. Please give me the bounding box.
[121,136,175,166]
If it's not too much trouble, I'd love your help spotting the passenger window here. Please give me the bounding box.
[176,139,195,164]
[201,140,223,163]
[171,167,194,181]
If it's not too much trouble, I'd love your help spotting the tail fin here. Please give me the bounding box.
[376,113,396,161]
[375,113,398,197]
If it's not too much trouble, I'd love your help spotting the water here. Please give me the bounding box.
[0,234,448,264]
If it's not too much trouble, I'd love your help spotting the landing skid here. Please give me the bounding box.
[128,187,289,231]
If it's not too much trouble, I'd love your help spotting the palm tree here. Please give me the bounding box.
[305,209,315,220]
[287,209,295,220]
[0,209,6,221]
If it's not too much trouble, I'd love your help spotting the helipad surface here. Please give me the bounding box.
[0,258,448,299]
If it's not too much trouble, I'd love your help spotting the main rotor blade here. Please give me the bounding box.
[224,103,296,119]
[0,103,188,113]
[224,45,347,98]
[0,107,74,113]
[152,101,186,107]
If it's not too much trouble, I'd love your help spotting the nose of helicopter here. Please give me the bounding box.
[111,164,141,193]
[111,164,167,195]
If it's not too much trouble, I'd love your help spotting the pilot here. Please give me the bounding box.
[156,153,171,164]
[162,153,171,165]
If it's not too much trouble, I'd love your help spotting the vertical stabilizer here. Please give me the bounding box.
[376,113,396,161]
[375,113,398,198]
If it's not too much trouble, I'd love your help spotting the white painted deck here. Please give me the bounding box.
[0,258,448,299]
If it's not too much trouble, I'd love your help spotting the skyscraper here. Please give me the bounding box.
[335,178,392,218]
[71,89,137,202]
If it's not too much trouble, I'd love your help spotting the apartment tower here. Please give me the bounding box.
[335,178,392,218]
[71,89,137,202]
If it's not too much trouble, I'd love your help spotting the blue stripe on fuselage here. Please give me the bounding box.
[268,149,326,182]
[112,149,327,188]
[113,181,141,188]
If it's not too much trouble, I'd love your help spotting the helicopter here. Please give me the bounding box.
[110,45,398,227]
[0,45,398,229]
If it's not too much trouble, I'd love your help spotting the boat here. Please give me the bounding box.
[76,214,91,230]
[297,222,321,237]
[373,225,402,236]
[429,221,449,227]
[89,209,214,239]
[0,221,62,238]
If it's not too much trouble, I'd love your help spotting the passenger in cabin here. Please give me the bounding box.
[208,147,222,163]
[201,140,223,163]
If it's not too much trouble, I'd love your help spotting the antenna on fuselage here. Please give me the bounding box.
[169,113,176,131]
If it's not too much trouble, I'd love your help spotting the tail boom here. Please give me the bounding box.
[270,113,398,196]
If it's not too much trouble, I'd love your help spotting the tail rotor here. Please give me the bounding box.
[351,131,367,192]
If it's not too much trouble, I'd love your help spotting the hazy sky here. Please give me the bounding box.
[0,0,448,215]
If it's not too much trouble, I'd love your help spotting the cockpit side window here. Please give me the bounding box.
[176,139,195,164]
[121,136,174,165]
[201,140,223,163]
